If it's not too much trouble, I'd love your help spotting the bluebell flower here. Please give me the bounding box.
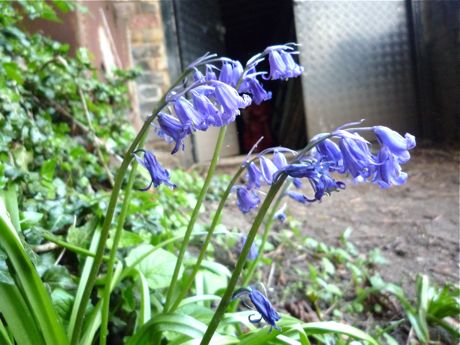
[286,190,309,203]
[374,126,416,163]
[213,81,251,124]
[205,64,217,81]
[315,138,343,170]
[233,287,281,331]
[193,68,205,82]
[238,234,258,260]
[157,112,191,154]
[274,204,287,222]
[231,61,244,87]
[236,186,260,213]
[239,75,272,105]
[173,97,208,131]
[335,130,378,179]
[264,46,303,80]
[246,162,263,189]
[309,168,346,200]
[259,156,278,184]
[219,62,234,85]
[133,150,175,189]
[273,150,288,169]
[293,178,302,189]
[373,147,408,188]
[276,162,316,179]
[278,161,345,202]
[219,61,243,88]
[191,90,222,127]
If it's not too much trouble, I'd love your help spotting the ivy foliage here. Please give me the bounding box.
[0,0,139,240]
[0,2,230,320]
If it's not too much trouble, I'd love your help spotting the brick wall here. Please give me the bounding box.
[127,1,171,118]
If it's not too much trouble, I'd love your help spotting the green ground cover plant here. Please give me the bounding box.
[0,2,458,345]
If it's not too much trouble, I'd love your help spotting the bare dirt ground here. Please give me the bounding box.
[214,147,460,291]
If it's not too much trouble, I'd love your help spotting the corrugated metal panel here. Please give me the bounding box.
[293,0,418,137]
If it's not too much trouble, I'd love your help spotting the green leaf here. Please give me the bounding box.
[68,225,101,339]
[0,193,69,345]
[0,317,13,345]
[0,283,45,345]
[51,288,74,326]
[126,245,181,290]
[302,321,378,345]
[135,270,151,329]
[126,313,209,345]
[382,333,399,345]
[40,159,56,181]
[3,62,24,84]
[414,274,430,342]
[20,210,43,228]
[239,320,378,345]
[178,295,221,308]
[107,229,144,249]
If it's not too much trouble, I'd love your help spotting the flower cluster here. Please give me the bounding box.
[232,286,281,331]
[235,125,416,214]
[136,44,303,191]
[154,44,303,155]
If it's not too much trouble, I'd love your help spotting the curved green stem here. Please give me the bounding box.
[41,232,109,260]
[163,126,228,312]
[69,117,154,345]
[70,69,191,345]
[169,165,246,311]
[242,181,290,288]
[99,140,142,345]
[199,175,288,345]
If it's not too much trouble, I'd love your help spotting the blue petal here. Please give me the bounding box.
[236,186,260,213]
[259,156,278,184]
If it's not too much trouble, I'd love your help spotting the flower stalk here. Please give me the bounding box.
[242,181,290,287]
[70,69,191,345]
[163,125,228,312]
[199,174,287,345]
[99,136,144,345]
[169,164,246,311]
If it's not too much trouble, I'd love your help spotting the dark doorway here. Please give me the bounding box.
[218,0,307,153]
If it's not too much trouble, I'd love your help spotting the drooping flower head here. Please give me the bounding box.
[273,149,288,169]
[263,44,304,80]
[156,112,190,154]
[274,203,287,222]
[173,97,208,131]
[233,286,281,331]
[239,73,272,105]
[133,149,175,190]
[334,130,378,179]
[236,186,260,213]
[373,146,408,188]
[213,81,252,124]
[374,126,416,163]
[153,44,304,154]
[277,160,345,202]
[259,156,278,184]
[246,162,263,189]
[314,138,343,171]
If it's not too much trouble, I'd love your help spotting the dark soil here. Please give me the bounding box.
[198,147,459,342]
[214,147,459,290]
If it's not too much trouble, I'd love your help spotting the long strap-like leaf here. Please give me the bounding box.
[0,283,45,345]
[0,191,69,345]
